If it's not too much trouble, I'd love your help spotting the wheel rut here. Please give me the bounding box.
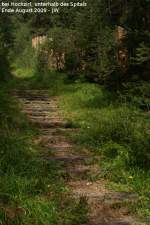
[14,90,143,225]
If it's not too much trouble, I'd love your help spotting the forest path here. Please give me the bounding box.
[15,89,141,225]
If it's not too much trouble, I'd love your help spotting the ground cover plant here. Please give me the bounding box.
[0,83,88,225]
[0,0,150,223]
[43,73,150,218]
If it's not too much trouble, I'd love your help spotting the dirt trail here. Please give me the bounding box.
[15,90,143,225]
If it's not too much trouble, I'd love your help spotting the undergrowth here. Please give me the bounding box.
[0,82,88,225]
[2,68,150,220]
[59,81,150,217]
[43,73,150,218]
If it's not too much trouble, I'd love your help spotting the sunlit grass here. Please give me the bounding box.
[13,67,35,78]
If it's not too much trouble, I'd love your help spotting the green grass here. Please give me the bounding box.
[1,68,150,222]
[0,82,88,225]
[43,73,150,218]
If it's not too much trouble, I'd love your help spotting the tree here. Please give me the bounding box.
[0,15,13,80]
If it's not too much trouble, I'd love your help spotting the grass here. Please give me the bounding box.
[37,72,150,219]
[59,84,150,217]
[1,67,150,223]
[0,81,88,225]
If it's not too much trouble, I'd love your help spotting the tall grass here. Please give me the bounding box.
[0,84,87,225]
[5,67,150,218]
[56,78,150,217]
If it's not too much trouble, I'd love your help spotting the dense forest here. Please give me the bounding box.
[0,0,150,224]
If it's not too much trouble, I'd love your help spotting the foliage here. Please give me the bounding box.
[0,84,88,225]
[0,0,150,222]
[42,73,150,216]
[0,15,13,80]
[120,81,150,110]
[133,43,150,65]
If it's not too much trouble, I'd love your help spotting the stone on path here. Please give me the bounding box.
[14,90,142,225]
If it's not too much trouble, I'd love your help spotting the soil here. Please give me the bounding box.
[15,90,144,225]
